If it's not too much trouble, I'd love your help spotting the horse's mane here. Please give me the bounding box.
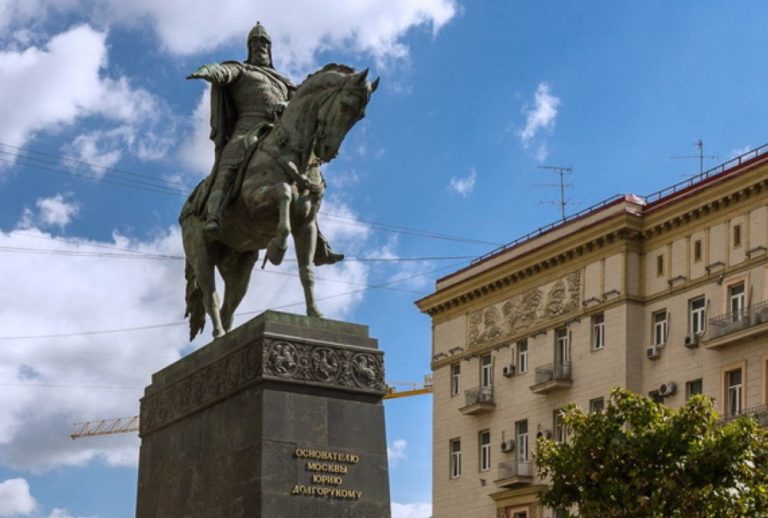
[295,63,356,97]
[305,63,355,79]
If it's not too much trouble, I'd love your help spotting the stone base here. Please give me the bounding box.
[136,311,391,518]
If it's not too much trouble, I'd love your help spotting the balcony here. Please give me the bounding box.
[706,300,768,349]
[720,405,768,427]
[494,460,533,488]
[530,361,572,394]
[459,385,495,415]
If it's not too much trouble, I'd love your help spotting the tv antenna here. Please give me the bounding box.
[671,139,718,176]
[535,165,573,221]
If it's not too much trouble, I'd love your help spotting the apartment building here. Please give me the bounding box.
[416,146,768,518]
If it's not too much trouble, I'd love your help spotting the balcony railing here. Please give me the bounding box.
[534,361,571,384]
[720,405,768,427]
[530,361,572,394]
[495,460,533,487]
[459,385,495,415]
[707,300,768,344]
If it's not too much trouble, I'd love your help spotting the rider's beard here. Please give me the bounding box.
[249,46,271,67]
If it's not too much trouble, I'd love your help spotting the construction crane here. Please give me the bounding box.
[70,376,433,439]
[70,415,140,439]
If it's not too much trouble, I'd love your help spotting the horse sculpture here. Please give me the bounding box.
[180,65,378,340]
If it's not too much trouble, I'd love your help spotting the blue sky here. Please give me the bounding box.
[0,1,767,517]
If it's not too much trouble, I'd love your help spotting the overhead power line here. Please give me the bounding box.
[0,260,465,341]
[3,142,501,247]
[0,243,474,264]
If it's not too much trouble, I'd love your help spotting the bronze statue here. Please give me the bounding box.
[180,23,378,340]
[186,22,341,265]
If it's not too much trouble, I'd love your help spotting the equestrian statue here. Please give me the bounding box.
[179,22,378,340]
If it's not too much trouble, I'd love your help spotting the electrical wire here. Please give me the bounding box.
[2,142,499,246]
[0,261,464,341]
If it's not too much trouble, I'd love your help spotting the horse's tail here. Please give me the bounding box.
[184,259,206,341]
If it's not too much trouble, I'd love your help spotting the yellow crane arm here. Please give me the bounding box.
[71,375,433,438]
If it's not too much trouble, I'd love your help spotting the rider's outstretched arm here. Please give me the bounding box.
[186,63,242,84]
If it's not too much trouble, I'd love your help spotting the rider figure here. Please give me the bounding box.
[187,22,342,265]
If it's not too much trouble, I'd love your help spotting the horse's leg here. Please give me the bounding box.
[292,214,323,318]
[182,217,225,339]
[219,250,258,332]
[193,247,225,338]
[251,183,293,265]
[185,241,224,338]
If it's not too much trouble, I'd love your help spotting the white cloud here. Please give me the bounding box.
[387,438,408,466]
[0,197,374,471]
[178,86,214,177]
[0,478,36,516]
[391,502,432,518]
[448,167,476,197]
[0,25,175,171]
[47,508,97,518]
[18,193,80,230]
[1,1,456,72]
[518,82,560,159]
[35,193,80,229]
[730,145,752,159]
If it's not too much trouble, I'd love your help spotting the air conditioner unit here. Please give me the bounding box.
[502,364,515,377]
[536,429,552,440]
[646,346,661,360]
[684,335,700,349]
[500,439,515,453]
[658,382,677,397]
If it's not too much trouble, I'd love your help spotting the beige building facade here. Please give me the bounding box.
[416,147,768,518]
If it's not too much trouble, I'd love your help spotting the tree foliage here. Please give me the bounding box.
[536,388,768,517]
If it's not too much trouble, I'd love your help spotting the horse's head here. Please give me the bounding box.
[313,68,379,163]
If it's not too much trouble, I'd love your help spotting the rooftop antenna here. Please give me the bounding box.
[671,139,718,177]
[535,165,573,221]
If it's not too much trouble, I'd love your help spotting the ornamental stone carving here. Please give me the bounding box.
[141,335,386,435]
[468,271,581,347]
[267,341,299,377]
[352,353,381,389]
[311,348,340,382]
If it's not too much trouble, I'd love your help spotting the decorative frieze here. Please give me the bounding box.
[141,336,386,435]
[468,271,581,347]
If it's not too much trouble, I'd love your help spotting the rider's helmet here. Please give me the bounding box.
[247,22,274,67]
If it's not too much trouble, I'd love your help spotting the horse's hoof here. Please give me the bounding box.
[307,307,324,319]
[266,238,287,266]
[213,327,225,339]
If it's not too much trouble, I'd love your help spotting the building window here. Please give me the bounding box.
[591,313,605,350]
[689,296,706,336]
[589,397,605,413]
[652,310,668,346]
[685,379,703,400]
[656,254,664,276]
[555,327,570,364]
[726,368,743,417]
[517,340,528,374]
[479,430,491,472]
[480,354,493,388]
[730,283,745,322]
[515,420,529,462]
[553,410,568,443]
[450,363,460,396]
[733,224,742,248]
[693,239,702,262]
[450,438,462,479]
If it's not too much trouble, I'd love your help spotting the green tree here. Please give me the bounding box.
[536,388,768,517]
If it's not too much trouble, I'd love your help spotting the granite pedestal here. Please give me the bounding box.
[136,311,391,518]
